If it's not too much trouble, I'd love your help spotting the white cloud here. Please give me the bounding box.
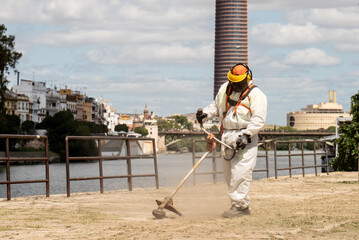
[251,21,359,52]
[4,0,214,50]
[249,55,291,76]
[335,43,359,52]
[251,23,323,46]
[32,26,213,47]
[0,0,213,27]
[64,73,213,116]
[249,0,355,11]
[2,0,357,124]
[329,28,359,52]
[287,7,359,28]
[86,44,213,65]
[256,76,331,124]
[284,48,341,66]
[348,71,359,77]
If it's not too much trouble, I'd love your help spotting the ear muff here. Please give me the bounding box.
[246,68,252,83]
[227,63,252,83]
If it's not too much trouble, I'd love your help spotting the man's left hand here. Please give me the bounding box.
[236,134,250,150]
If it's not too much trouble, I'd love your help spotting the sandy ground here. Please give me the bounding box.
[0,172,358,240]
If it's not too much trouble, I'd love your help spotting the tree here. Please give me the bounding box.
[325,126,336,132]
[115,123,129,132]
[80,121,108,135]
[0,24,22,114]
[0,114,20,134]
[134,127,148,136]
[167,115,193,130]
[42,111,98,162]
[332,92,359,171]
[277,126,297,132]
[21,120,35,134]
[208,125,219,132]
[0,114,20,151]
[157,118,174,131]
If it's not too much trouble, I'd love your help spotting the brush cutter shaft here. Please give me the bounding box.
[201,127,233,150]
[160,151,211,208]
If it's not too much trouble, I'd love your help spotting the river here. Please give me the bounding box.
[0,150,326,199]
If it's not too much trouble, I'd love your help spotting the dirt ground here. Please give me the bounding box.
[0,172,358,240]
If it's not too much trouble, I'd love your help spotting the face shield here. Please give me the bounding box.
[227,63,252,92]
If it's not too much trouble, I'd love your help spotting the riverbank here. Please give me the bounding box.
[0,172,358,239]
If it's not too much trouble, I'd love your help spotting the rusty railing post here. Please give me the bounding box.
[313,141,318,176]
[265,142,269,178]
[45,137,50,197]
[152,139,159,189]
[288,142,292,177]
[6,137,11,200]
[126,139,133,191]
[212,147,217,184]
[274,141,278,179]
[66,136,71,197]
[98,138,104,194]
[326,146,329,175]
[301,142,305,177]
[192,140,196,185]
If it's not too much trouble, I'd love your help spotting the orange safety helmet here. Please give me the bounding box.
[227,63,252,83]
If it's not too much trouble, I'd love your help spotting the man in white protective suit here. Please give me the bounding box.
[196,63,267,218]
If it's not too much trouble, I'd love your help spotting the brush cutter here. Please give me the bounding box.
[152,150,212,219]
[152,119,236,219]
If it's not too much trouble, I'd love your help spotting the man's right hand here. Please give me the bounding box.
[196,108,207,125]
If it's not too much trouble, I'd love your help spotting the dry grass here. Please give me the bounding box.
[0,172,358,239]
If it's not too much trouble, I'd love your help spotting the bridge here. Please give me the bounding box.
[157,131,335,152]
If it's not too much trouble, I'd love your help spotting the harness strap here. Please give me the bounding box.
[220,84,257,135]
[233,84,256,114]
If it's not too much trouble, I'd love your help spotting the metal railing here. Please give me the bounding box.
[257,141,270,178]
[65,136,159,197]
[192,139,270,185]
[192,140,221,185]
[0,134,49,200]
[274,140,329,179]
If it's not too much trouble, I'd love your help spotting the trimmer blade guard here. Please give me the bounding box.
[156,199,182,216]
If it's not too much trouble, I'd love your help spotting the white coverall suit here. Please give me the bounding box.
[203,80,267,209]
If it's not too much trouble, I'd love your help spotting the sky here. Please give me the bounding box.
[1,0,358,126]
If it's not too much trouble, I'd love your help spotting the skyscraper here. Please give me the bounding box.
[213,0,248,98]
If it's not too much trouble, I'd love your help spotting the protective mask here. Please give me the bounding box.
[231,81,248,92]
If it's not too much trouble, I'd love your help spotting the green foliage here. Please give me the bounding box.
[157,115,193,131]
[208,125,219,132]
[21,120,35,134]
[68,125,98,159]
[277,126,297,132]
[326,126,336,132]
[0,114,20,134]
[332,92,359,171]
[0,24,22,114]
[170,115,193,130]
[157,118,174,131]
[42,111,98,162]
[166,136,221,153]
[80,121,108,134]
[0,114,20,151]
[134,127,148,136]
[115,123,129,132]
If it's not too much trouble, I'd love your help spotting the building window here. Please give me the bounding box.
[289,116,295,127]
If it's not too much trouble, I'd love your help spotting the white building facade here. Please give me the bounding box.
[287,90,351,130]
[12,79,47,123]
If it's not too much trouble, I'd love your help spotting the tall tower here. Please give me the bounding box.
[213,0,248,98]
